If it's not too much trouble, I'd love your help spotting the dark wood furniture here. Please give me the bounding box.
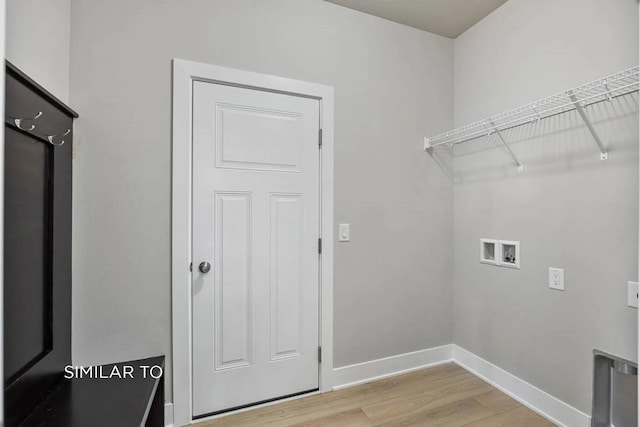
[4,61,75,427]
[22,356,165,427]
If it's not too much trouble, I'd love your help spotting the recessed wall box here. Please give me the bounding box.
[498,240,520,269]
[480,239,499,265]
[592,350,637,427]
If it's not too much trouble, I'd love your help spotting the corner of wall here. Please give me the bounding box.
[5,0,72,103]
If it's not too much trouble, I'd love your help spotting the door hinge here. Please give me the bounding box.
[318,238,322,254]
[318,346,322,363]
[189,262,192,272]
[318,128,323,148]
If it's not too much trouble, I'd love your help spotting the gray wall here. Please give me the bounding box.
[452,0,639,413]
[68,0,454,401]
[6,0,71,102]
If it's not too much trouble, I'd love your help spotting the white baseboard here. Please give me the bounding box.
[164,402,174,427]
[453,345,590,427]
[332,344,454,390]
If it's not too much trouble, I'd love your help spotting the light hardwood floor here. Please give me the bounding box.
[193,363,557,426]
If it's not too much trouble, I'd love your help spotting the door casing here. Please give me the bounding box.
[171,59,334,426]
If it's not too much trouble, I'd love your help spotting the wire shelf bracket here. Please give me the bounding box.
[424,66,640,169]
[568,91,608,160]
[489,120,524,172]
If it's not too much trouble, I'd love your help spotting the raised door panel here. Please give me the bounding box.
[214,193,252,371]
[269,194,304,361]
[215,103,303,173]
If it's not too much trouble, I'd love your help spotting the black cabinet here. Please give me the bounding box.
[4,61,75,427]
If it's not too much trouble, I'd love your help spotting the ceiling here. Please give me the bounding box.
[324,0,508,39]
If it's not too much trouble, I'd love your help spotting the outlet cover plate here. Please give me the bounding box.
[549,268,564,291]
[628,281,638,308]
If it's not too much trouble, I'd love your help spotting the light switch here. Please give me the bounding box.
[339,224,350,242]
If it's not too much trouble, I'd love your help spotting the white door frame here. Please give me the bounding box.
[171,59,334,426]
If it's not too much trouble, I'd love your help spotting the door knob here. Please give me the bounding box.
[199,261,211,274]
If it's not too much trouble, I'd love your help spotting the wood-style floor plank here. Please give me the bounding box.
[464,406,557,427]
[193,363,558,427]
[473,389,522,415]
[374,397,493,427]
[370,364,471,399]
[362,375,494,425]
[289,408,373,427]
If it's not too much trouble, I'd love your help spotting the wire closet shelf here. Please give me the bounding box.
[424,66,640,171]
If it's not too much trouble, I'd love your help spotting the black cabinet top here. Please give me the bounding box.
[6,61,78,118]
[21,356,164,427]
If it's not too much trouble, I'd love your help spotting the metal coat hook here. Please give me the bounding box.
[47,129,70,146]
[14,111,42,131]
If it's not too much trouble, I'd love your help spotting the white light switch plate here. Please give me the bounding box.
[549,268,564,291]
[339,224,350,242]
[627,281,638,308]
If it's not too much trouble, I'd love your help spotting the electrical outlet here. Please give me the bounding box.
[627,281,638,308]
[549,268,564,291]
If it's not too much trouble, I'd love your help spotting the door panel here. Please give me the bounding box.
[270,193,304,361]
[192,81,320,417]
[214,192,252,371]
[215,103,303,172]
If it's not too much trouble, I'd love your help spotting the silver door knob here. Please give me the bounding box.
[199,262,211,274]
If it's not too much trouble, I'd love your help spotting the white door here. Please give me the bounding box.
[192,81,321,417]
